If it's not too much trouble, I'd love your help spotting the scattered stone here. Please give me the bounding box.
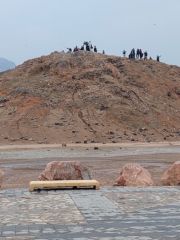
[20,136,29,140]
[62,142,66,147]
[0,98,8,103]
[55,123,63,126]
[94,147,99,150]
[84,139,87,144]
[100,105,108,111]
[39,161,91,180]
[114,163,154,187]
[161,161,180,185]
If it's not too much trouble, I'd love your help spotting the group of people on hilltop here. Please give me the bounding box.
[123,48,161,62]
[128,48,148,60]
[67,41,99,53]
[67,42,160,62]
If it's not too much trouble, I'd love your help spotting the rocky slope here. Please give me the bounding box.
[0,50,180,145]
[0,57,16,72]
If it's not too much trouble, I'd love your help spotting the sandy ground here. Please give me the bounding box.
[0,142,180,189]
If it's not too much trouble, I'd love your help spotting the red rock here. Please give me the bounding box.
[114,163,154,186]
[39,161,91,181]
[161,161,180,185]
[0,169,4,189]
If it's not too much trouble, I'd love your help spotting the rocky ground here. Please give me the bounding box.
[1,143,180,189]
[0,51,180,145]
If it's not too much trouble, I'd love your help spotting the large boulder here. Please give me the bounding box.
[0,169,4,188]
[161,161,180,185]
[39,161,91,181]
[114,163,154,187]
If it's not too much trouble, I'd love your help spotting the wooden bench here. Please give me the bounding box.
[29,180,100,191]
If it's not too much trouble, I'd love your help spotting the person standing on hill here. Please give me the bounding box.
[102,50,105,54]
[94,46,97,52]
[139,49,143,59]
[123,50,126,57]
[157,55,161,62]
[144,51,148,60]
[136,49,140,58]
[83,41,87,51]
[88,41,93,51]
[132,48,135,59]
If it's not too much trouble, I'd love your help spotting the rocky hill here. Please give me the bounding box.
[0,57,16,72]
[0,50,180,145]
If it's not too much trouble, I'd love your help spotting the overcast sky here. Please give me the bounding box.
[0,0,180,66]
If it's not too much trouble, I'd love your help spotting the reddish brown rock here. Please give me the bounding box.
[39,161,91,181]
[114,163,154,187]
[161,161,180,185]
[0,169,4,188]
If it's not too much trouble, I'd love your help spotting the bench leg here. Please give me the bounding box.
[29,185,34,192]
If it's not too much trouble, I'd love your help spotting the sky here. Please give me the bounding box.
[0,0,180,66]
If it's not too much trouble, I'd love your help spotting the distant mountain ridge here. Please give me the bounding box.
[0,57,16,72]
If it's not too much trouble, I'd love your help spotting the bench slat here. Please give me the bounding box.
[29,180,99,191]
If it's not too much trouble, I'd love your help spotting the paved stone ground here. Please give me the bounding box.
[0,187,180,239]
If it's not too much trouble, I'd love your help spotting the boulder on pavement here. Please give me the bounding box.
[39,161,91,181]
[114,163,154,186]
[0,169,4,188]
[161,161,180,185]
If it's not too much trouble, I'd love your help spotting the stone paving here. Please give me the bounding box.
[0,187,180,239]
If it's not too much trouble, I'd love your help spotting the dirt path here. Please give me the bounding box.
[0,141,180,150]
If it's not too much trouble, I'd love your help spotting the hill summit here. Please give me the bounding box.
[0,50,180,145]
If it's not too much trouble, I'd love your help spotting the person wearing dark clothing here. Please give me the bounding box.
[132,48,135,59]
[123,50,126,57]
[67,48,72,52]
[136,49,140,58]
[157,55,161,62]
[102,50,105,54]
[94,46,97,52]
[129,49,135,59]
[139,49,143,59]
[83,41,89,51]
[144,51,148,60]
[83,41,90,51]
[73,46,79,52]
